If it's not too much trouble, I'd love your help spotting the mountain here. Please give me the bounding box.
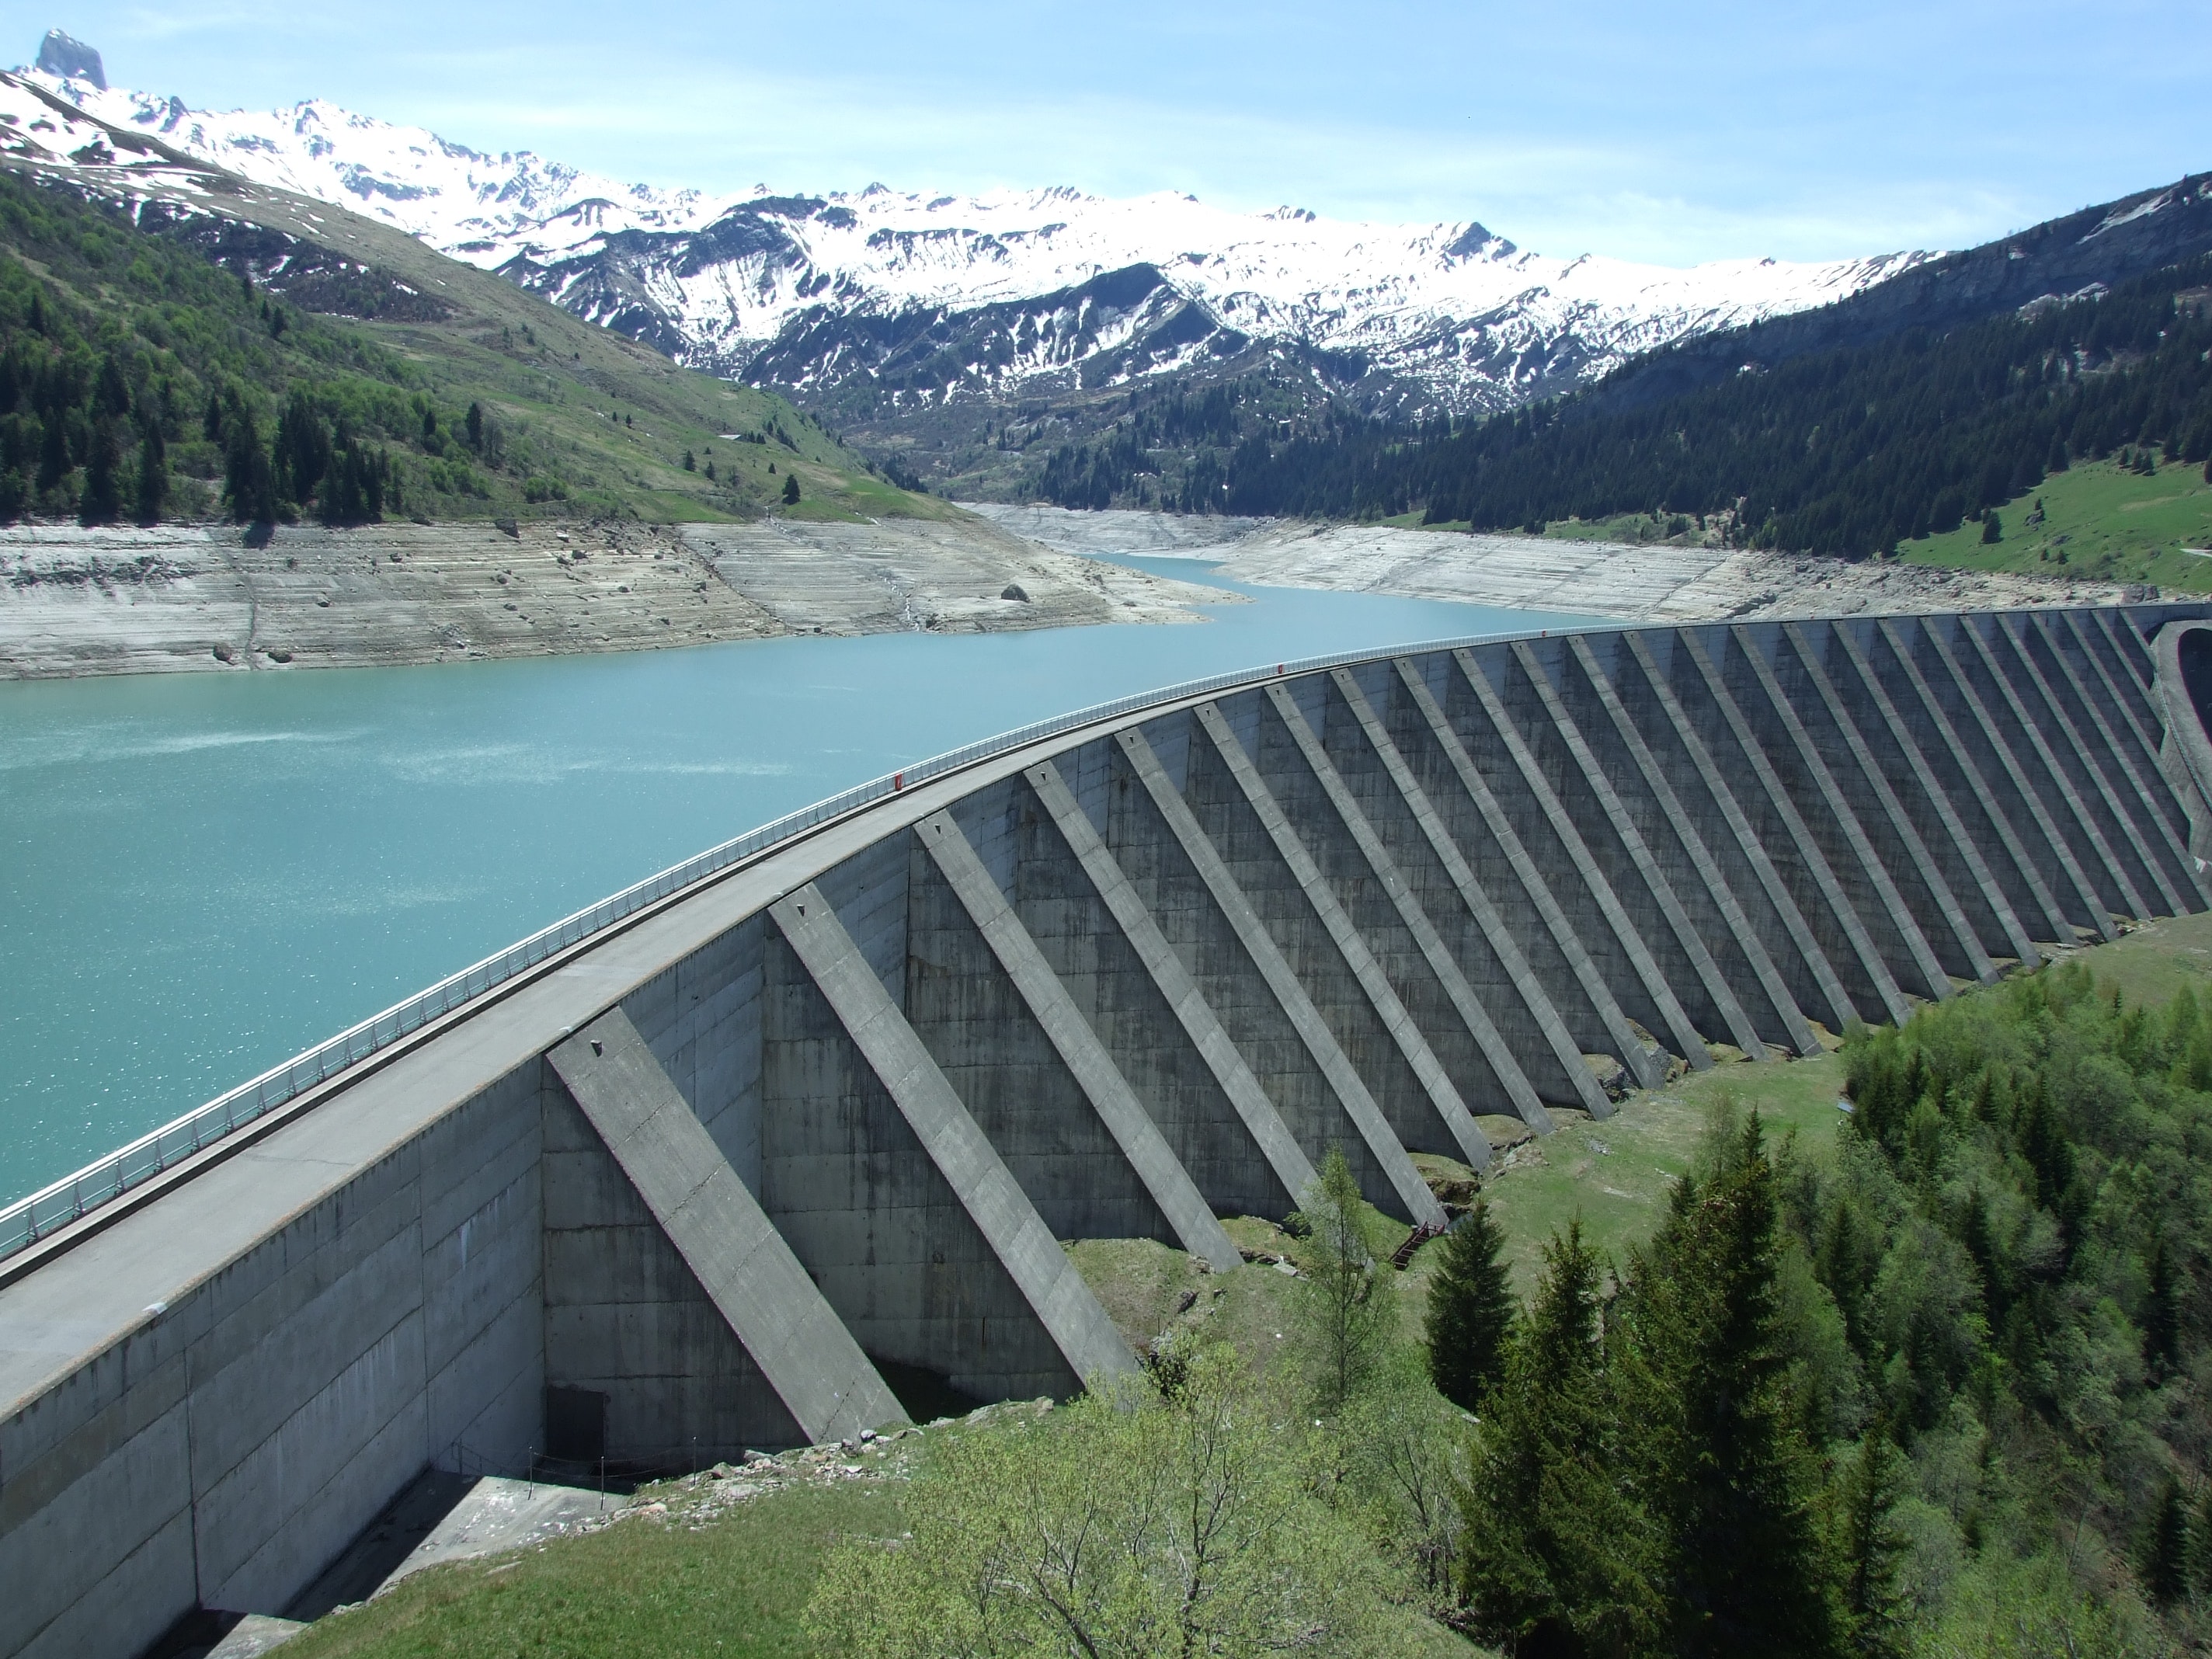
[1055,239,2212,567]
[0,67,944,528]
[15,58,1928,492]
[1570,173,2212,419]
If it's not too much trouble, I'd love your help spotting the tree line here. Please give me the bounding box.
[1028,254,2212,557]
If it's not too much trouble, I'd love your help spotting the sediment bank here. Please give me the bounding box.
[969,504,2144,620]
[0,513,1228,679]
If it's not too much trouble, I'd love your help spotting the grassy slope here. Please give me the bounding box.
[281,1484,902,1659]
[1,150,948,527]
[1398,467,2212,586]
[1898,455,2212,591]
[290,204,953,527]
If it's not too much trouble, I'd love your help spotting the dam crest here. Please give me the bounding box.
[5,603,2212,1657]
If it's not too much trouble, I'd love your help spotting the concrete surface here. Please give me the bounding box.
[548,1010,906,1446]
[377,1476,619,1594]
[206,1616,306,1657]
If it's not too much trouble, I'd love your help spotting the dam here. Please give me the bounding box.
[5,600,2212,1657]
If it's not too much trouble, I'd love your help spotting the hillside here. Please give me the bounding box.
[1897,452,2212,591]
[0,68,945,530]
[1022,243,2212,569]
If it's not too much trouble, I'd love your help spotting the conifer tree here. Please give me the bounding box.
[2142,1478,2189,1605]
[2190,1481,2212,1600]
[78,419,120,526]
[782,471,802,505]
[134,422,167,525]
[1617,1115,1843,1658]
[92,353,129,420]
[224,405,276,525]
[1293,1147,1389,1413]
[36,408,68,495]
[465,402,484,450]
[1835,1414,1910,1658]
[2144,1231,2181,1380]
[1424,1198,1514,1410]
[1459,1219,1659,1656]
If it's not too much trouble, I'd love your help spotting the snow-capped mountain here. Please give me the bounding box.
[14,61,1931,419]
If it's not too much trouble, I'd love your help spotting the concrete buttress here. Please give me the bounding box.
[769,885,1137,1394]
[546,1010,906,1444]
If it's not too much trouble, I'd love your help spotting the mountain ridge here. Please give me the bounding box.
[13,60,1929,430]
[0,65,949,529]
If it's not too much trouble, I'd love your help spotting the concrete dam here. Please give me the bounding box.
[7,601,2212,1657]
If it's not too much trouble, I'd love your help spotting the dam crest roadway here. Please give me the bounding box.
[7,601,2212,1658]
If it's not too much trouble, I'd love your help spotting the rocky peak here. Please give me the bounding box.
[33,28,102,90]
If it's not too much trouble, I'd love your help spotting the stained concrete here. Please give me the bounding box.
[548,1009,905,1447]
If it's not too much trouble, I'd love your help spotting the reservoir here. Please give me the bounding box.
[0,554,1594,1204]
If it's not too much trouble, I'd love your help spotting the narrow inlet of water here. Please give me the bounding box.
[0,554,1602,1202]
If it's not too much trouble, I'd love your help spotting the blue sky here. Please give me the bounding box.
[8,1,2208,266]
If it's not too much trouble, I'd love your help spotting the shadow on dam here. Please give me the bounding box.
[6,602,2212,1659]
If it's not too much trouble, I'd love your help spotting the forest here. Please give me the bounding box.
[0,170,593,528]
[1029,255,2212,559]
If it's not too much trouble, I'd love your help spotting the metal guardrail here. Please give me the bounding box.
[0,621,1584,1263]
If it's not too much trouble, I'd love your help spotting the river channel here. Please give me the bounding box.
[0,554,1598,1203]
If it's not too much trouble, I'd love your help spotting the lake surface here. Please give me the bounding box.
[0,555,1597,1204]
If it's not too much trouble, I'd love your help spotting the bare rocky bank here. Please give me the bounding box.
[969,504,2148,621]
[0,513,1231,678]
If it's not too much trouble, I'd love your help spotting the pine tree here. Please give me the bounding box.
[465,402,484,450]
[2144,1231,2181,1379]
[1981,510,2002,544]
[1293,1148,1389,1413]
[1459,1219,1660,1656]
[224,406,276,525]
[781,471,802,505]
[682,448,696,471]
[1618,1115,1844,1658]
[77,419,120,526]
[1835,1415,1910,1657]
[1423,1198,1515,1410]
[134,422,167,525]
[2191,1480,2212,1600]
[92,353,129,420]
[2142,1478,2189,1605]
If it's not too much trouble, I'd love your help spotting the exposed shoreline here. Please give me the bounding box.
[967,504,2150,621]
[0,513,1233,680]
[6,504,2142,683]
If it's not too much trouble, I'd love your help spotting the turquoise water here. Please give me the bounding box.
[0,558,1595,1204]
